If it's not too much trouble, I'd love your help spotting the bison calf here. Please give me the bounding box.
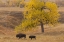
[29,35,36,40]
[16,33,26,39]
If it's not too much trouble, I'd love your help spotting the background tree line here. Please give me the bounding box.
[0,0,25,7]
[0,0,64,7]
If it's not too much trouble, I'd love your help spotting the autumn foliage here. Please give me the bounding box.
[15,0,60,33]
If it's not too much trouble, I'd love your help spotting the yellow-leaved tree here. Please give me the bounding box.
[15,0,60,33]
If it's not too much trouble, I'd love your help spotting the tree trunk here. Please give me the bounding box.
[40,21,44,33]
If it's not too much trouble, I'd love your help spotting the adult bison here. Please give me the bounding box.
[16,33,26,39]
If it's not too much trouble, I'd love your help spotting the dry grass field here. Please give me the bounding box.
[0,7,24,11]
[0,24,64,42]
[0,7,64,42]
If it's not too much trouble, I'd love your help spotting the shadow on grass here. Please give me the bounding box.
[33,31,64,36]
[43,31,64,36]
[59,12,64,23]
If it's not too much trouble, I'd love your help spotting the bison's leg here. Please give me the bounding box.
[24,36,26,39]
[31,38,32,40]
[18,37,21,39]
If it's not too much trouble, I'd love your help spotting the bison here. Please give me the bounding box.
[16,33,26,39]
[29,35,36,40]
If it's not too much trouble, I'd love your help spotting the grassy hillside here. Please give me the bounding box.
[0,7,64,34]
[0,7,64,42]
[0,10,23,29]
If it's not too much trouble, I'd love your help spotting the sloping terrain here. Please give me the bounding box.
[0,26,14,35]
[0,10,23,29]
[59,12,64,23]
[0,8,24,35]
[0,7,64,42]
[0,7,64,35]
